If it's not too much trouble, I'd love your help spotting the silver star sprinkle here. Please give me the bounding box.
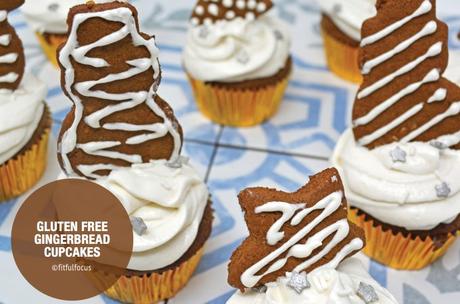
[389,146,407,163]
[357,282,379,303]
[130,216,147,236]
[166,156,190,169]
[435,182,451,198]
[287,272,310,294]
[236,50,250,64]
[251,285,267,293]
[430,140,447,150]
[48,3,60,12]
[199,26,209,39]
[274,30,284,40]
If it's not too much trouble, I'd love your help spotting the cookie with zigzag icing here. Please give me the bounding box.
[57,2,183,179]
[352,0,460,150]
[228,168,365,291]
[0,0,25,91]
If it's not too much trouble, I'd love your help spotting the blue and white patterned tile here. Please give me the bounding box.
[219,68,357,158]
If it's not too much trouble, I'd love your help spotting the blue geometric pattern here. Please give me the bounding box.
[1,1,460,303]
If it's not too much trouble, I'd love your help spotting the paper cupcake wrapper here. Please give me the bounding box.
[35,32,67,67]
[187,72,290,127]
[349,208,459,270]
[104,247,204,303]
[320,26,361,84]
[0,123,50,202]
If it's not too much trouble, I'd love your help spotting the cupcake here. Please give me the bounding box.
[317,0,376,83]
[21,0,83,67]
[183,0,292,127]
[226,168,397,304]
[21,0,128,67]
[332,0,460,269]
[56,2,212,302]
[0,0,50,202]
[97,161,212,303]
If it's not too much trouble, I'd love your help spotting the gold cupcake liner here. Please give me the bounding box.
[187,73,290,127]
[349,208,458,270]
[104,247,205,303]
[0,124,50,202]
[35,32,67,67]
[320,27,362,84]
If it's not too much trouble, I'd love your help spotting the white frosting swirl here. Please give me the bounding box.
[317,0,377,41]
[183,15,291,82]
[0,74,46,165]
[21,0,128,34]
[227,258,398,304]
[97,160,209,271]
[332,129,460,230]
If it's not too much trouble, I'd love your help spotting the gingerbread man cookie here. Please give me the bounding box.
[0,0,25,91]
[228,168,365,291]
[352,0,460,150]
[57,2,183,179]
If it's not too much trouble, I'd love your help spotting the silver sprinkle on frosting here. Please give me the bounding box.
[166,156,190,169]
[130,216,147,236]
[236,50,250,64]
[389,146,407,163]
[251,285,267,293]
[287,272,310,294]
[430,140,448,150]
[357,282,379,303]
[435,182,451,198]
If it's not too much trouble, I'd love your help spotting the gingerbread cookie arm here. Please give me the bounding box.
[0,0,25,91]
[352,0,460,149]
[57,2,183,179]
[228,168,364,291]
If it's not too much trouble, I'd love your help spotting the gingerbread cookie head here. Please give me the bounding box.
[352,0,460,150]
[190,0,273,26]
[228,168,365,291]
[0,0,25,91]
[57,1,183,179]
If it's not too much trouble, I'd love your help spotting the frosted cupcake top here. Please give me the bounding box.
[21,0,84,34]
[332,130,460,231]
[0,75,46,165]
[183,0,291,82]
[317,0,376,41]
[97,160,209,271]
[21,0,128,34]
[227,258,398,304]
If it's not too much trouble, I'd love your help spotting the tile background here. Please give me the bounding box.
[1,0,460,303]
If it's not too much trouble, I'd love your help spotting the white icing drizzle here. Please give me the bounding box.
[362,21,437,75]
[360,0,432,47]
[0,10,18,84]
[401,101,460,143]
[0,72,18,83]
[358,103,424,146]
[352,1,460,147]
[357,84,448,145]
[0,34,11,46]
[427,88,447,103]
[358,42,442,99]
[0,10,6,22]
[434,130,460,148]
[354,69,440,126]
[240,192,363,288]
[0,53,18,64]
[58,7,182,178]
